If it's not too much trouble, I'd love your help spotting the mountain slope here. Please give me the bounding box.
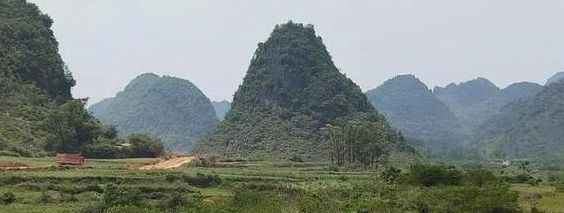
[0,0,105,156]
[212,100,230,120]
[494,80,564,158]
[434,78,541,133]
[366,75,462,142]
[89,73,218,151]
[545,71,564,85]
[195,22,408,160]
[473,82,543,141]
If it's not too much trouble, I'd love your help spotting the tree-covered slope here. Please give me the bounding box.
[212,100,230,120]
[89,73,218,151]
[492,79,564,158]
[195,22,409,161]
[0,0,112,157]
[0,0,75,100]
[366,75,462,142]
[434,78,541,133]
[433,78,500,131]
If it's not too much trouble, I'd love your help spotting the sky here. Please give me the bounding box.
[29,0,564,104]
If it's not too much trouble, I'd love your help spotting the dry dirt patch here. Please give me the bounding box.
[139,156,196,170]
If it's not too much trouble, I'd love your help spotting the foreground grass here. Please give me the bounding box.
[511,184,564,213]
[0,157,563,212]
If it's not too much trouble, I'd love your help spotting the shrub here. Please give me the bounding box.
[403,164,462,187]
[1,192,16,204]
[464,169,498,187]
[289,155,304,162]
[381,166,402,183]
[165,173,180,182]
[102,184,126,206]
[182,173,221,187]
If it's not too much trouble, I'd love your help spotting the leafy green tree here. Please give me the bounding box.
[127,134,165,158]
[327,116,396,167]
[404,164,462,187]
[43,99,101,153]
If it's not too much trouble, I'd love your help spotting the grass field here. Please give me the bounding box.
[0,157,563,212]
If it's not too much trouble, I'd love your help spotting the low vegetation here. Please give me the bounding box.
[0,157,562,212]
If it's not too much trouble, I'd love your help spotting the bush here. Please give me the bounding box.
[464,169,498,187]
[1,192,16,204]
[289,155,304,162]
[381,166,401,183]
[165,173,180,182]
[193,155,217,167]
[182,173,222,187]
[403,164,462,187]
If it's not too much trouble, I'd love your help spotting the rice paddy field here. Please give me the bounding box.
[0,157,563,213]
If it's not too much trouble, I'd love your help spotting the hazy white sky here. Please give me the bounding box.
[29,0,564,104]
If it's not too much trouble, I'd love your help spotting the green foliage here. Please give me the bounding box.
[43,99,101,153]
[327,114,409,167]
[89,73,218,151]
[403,164,462,187]
[0,192,16,205]
[82,133,165,158]
[182,173,222,187]
[0,0,74,99]
[197,22,409,161]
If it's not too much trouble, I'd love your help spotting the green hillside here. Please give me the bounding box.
[0,0,120,157]
[195,22,410,161]
[493,79,564,159]
[366,75,462,142]
[434,78,541,133]
[89,73,218,151]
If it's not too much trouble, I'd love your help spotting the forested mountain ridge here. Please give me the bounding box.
[433,78,542,133]
[366,75,462,142]
[89,73,218,151]
[0,0,125,157]
[195,22,411,161]
[491,78,564,159]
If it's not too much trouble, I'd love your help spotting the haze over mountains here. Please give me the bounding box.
[366,72,564,160]
[88,73,218,151]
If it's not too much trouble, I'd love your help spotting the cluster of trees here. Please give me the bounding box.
[326,114,408,167]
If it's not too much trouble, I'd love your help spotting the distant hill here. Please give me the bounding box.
[89,73,218,151]
[195,22,409,161]
[212,100,230,120]
[433,78,500,131]
[366,75,462,143]
[434,78,541,133]
[490,80,564,158]
[545,71,564,85]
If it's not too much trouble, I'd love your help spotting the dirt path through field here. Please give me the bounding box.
[139,156,196,170]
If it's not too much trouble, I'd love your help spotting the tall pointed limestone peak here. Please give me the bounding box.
[197,22,404,160]
[229,21,375,123]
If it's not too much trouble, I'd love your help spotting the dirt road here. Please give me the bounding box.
[139,156,196,170]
